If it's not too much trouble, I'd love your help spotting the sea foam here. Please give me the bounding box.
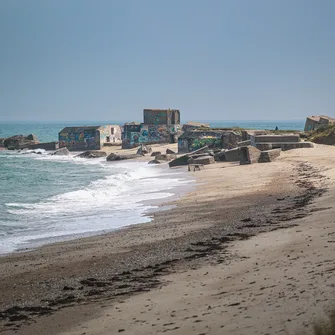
[0,151,192,254]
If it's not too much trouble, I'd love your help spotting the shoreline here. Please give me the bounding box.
[3,165,195,257]
[0,145,334,334]
[0,143,193,256]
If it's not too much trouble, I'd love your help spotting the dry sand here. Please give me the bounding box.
[1,145,335,335]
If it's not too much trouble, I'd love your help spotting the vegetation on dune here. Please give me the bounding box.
[308,124,335,145]
[270,129,302,134]
[197,127,300,133]
[197,126,245,131]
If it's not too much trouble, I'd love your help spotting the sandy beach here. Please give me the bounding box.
[1,145,335,335]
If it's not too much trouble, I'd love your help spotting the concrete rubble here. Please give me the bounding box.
[240,146,262,165]
[75,151,107,158]
[53,147,70,156]
[224,147,241,162]
[107,153,142,161]
[155,154,177,161]
[258,149,282,163]
[189,155,215,165]
[137,145,152,155]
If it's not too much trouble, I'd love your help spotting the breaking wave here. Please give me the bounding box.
[0,150,192,253]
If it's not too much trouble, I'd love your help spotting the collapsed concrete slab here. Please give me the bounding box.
[259,149,281,163]
[189,156,215,165]
[26,142,59,151]
[252,134,300,144]
[75,151,107,158]
[214,150,226,161]
[169,155,188,167]
[107,153,142,161]
[169,146,209,167]
[155,154,177,161]
[237,140,251,147]
[255,142,313,151]
[224,147,241,162]
[137,144,152,155]
[254,143,273,151]
[240,146,262,165]
[151,151,161,156]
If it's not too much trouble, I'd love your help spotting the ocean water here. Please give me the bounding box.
[0,120,304,143]
[0,122,127,143]
[0,149,192,254]
[208,120,305,131]
[0,120,304,254]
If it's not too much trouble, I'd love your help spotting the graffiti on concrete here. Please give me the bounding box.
[59,125,121,150]
[124,124,180,147]
[190,136,222,151]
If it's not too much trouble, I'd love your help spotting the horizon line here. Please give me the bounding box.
[0,119,305,123]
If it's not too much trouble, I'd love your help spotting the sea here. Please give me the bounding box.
[0,120,304,254]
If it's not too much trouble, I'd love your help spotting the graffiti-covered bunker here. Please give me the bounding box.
[59,125,122,151]
[122,109,181,148]
[178,129,242,153]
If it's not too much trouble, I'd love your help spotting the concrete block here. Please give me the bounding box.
[253,135,300,143]
[255,142,313,151]
[237,140,251,147]
[53,147,70,156]
[76,151,107,158]
[26,142,59,151]
[192,155,215,165]
[254,143,273,151]
[214,150,226,161]
[240,146,262,165]
[169,155,189,167]
[224,147,241,162]
[155,154,177,161]
[259,149,281,163]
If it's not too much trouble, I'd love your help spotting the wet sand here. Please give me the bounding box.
[0,145,335,334]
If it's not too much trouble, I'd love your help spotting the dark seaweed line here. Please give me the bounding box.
[0,161,329,333]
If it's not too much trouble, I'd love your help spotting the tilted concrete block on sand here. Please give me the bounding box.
[169,146,209,167]
[155,154,177,161]
[169,155,189,167]
[224,147,241,162]
[240,146,262,165]
[151,151,161,156]
[192,155,215,165]
[259,149,281,163]
[214,150,226,161]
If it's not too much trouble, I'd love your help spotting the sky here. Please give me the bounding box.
[0,0,334,122]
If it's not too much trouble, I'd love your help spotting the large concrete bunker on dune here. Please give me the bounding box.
[304,115,335,131]
[178,129,242,154]
[59,125,122,151]
[122,109,182,149]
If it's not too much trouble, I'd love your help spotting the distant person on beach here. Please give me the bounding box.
[275,126,279,131]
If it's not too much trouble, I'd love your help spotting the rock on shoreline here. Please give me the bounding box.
[3,134,39,150]
[107,153,143,161]
[75,151,107,158]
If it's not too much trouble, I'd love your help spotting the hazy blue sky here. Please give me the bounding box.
[0,0,334,122]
